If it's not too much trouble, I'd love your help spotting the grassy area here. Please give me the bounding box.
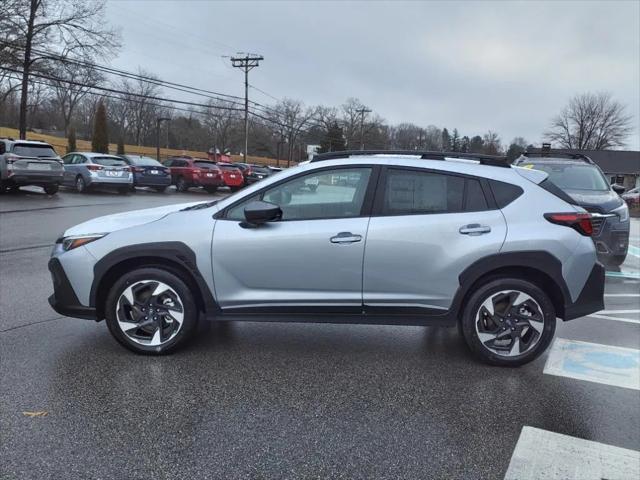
[0,127,283,166]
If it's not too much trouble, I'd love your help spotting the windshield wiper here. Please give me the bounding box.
[181,200,218,211]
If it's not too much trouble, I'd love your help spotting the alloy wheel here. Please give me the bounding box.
[116,280,185,346]
[475,290,544,357]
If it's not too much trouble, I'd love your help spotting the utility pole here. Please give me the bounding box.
[230,54,263,160]
[357,107,371,150]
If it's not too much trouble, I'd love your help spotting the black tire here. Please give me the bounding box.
[153,186,168,193]
[43,184,59,195]
[460,278,556,367]
[176,177,188,192]
[230,186,241,193]
[204,186,218,194]
[105,267,199,355]
[0,182,6,194]
[117,187,129,195]
[75,175,86,193]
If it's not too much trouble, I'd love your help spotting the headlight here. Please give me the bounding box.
[611,202,629,222]
[59,234,107,251]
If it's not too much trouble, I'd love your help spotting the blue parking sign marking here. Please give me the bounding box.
[544,338,640,390]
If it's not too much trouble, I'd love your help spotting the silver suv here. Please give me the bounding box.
[0,138,64,194]
[48,151,605,366]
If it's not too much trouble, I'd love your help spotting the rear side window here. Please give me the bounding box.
[12,144,57,158]
[489,180,524,208]
[92,157,127,166]
[382,169,489,215]
[195,161,218,169]
[538,178,577,205]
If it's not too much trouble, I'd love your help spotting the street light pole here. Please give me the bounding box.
[156,117,170,162]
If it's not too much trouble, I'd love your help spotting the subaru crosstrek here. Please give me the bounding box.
[513,152,630,266]
[48,151,605,366]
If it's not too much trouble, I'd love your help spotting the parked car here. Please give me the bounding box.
[216,163,244,191]
[0,138,63,194]
[48,150,605,366]
[621,187,639,209]
[244,164,272,185]
[163,156,224,193]
[61,152,132,194]
[119,155,171,192]
[229,162,252,185]
[514,152,630,266]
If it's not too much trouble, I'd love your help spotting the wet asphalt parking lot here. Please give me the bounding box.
[1,186,639,479]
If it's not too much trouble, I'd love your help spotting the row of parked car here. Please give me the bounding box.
[0,137,282,195]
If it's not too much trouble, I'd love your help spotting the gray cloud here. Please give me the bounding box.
[106,0,640,149]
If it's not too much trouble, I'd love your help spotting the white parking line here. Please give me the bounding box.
[588,313,640,324]
[604,293,640,297]
[544,338,640,390]
[504,426,640,480]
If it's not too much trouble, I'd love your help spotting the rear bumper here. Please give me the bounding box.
[193,177,224,186]
[48,257,97,320]
[563,262,605,320]
[6,171,63,185]
[593,218,630,258]
[134,175,171,187]
[88,177,133,186]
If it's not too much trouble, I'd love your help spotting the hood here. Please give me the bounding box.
[63,201,204,237]
[564,189,623,212]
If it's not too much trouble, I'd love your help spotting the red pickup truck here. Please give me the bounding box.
[164,156,224,193]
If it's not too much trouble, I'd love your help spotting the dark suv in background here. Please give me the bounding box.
[514,152,630,265]
[0,138,64,194]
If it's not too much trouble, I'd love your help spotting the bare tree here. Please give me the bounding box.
[482,130,502,155]
[545,92,633,150]
[269,99,317,164]
[341,97,368,149]
[119,70,163,146]
[5,0,120,139]
[50,58,103,135]
[201,100,240,153]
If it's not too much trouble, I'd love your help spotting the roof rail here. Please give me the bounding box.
[519,151,594,164]
[311,150,510,168]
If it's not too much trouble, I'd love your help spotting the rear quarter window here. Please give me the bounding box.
[12,144,57,158]
[488,180,524,208]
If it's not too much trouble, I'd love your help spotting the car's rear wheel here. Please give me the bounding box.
[75,175,86,193]
[105,267,198,354]
[117,187,129,195]
[153,186,168,193]
[204,186,217,194]
[460,278,556,366]
[44,184,59,195]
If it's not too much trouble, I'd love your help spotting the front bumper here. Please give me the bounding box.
[563,262,605,320]
[48,257,97,320]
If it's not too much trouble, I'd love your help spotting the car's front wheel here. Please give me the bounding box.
[75,175,87,193]
[105,267,198,354]
[460,278,556,366]
[43,184,59,195]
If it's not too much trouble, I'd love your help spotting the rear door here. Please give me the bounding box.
[363,167,507,313]
[211,166,376,312]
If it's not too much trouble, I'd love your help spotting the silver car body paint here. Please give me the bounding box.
[52,155,597,314]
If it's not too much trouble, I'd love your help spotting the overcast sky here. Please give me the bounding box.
[106,0,640,150]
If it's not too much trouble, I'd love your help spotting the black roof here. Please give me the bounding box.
[524,148,640,175]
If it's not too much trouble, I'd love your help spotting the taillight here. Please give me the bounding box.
[86,164,103,171]
[544,212,593,236]
[132,167,143,173]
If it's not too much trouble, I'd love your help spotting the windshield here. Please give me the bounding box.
[218,164,239,171]
[253,166,270,174]
[526,163,610,191]
[93,157,127,166]
[12,144,57,158]
[130,156,162,167]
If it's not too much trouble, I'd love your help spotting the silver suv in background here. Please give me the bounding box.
[0,138,64,194]
[61,152,133,194]
[514,152,630,266]
[48,150,605,366]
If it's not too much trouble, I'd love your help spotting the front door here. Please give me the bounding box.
[211,166,374,313]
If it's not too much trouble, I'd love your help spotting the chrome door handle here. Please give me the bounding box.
[459,224,491,235]
[330,232,362,244]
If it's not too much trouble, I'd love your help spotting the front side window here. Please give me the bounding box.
[383,169,466,215]
[225,167,372,221]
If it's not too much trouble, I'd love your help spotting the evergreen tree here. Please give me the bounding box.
[468,135,484,153]
[66,127,77,153]
[91,101,109,153]
[117,134,125,155]
[460,136,470,153]
[318,121,347,153]
[441,128,451,151]
[451,128,460,152]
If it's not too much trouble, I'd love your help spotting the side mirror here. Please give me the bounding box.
[243,200,282,226]
[612,184,625,195]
